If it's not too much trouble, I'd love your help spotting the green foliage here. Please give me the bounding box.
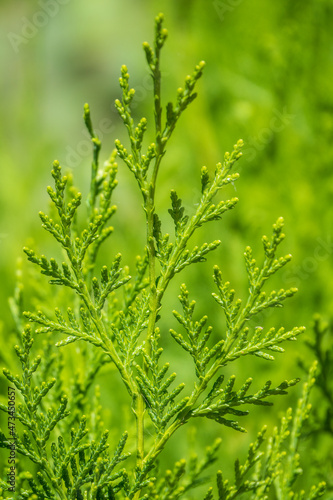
[300,316,333,435]
[0,12,329,500]
[297,316,333,493]
[0,324,130,499]
[203,362,326,500]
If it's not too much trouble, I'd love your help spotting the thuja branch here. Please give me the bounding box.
[115,14,208,344]
[8,12,315,500]
[111,13,306,497]
[23,123,135,399]
[131,218,305,488]
[115,13,210,477]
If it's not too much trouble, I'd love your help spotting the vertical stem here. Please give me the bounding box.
[146,183,161,345]
[134,390,145,469]
[134,46,164,485]
[153,40,162,149]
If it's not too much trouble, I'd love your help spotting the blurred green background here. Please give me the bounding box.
[1,0,333,495]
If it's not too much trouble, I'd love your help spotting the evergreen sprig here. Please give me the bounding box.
[300,315,333,435]
[134,327,188,435]
[0,12,326,500]
[151,142,242,295]
[199,363,326,499]
[112,291,150,369]
[212,217,299,345]
[0,325,131,499]
[297,316,333,492]
[142,438,222,500]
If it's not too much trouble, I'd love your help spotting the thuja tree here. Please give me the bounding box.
[0,14,327,500]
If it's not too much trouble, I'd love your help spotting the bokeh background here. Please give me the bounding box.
[1,0,333,496]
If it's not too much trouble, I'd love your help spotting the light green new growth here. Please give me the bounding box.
[0,13,327,500]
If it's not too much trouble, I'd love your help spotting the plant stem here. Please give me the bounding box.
[134,390,145,468]
[134,41,165,480]
[75,274,135,397]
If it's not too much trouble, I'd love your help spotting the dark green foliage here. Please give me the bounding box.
[301,316,333,436]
